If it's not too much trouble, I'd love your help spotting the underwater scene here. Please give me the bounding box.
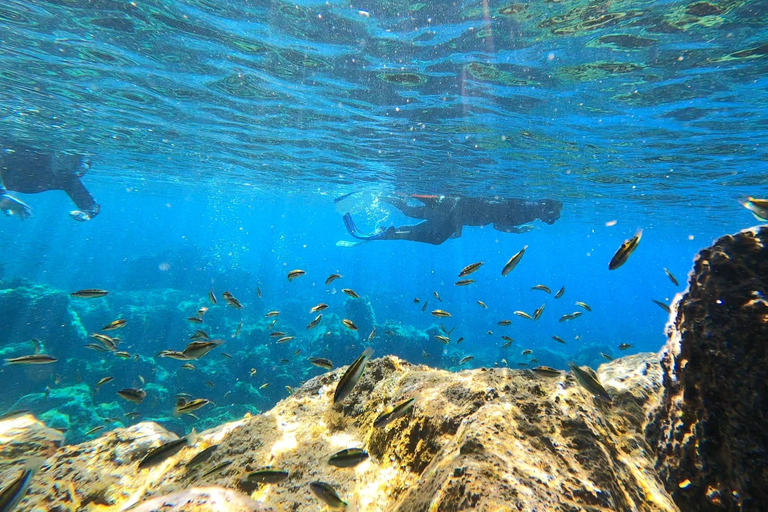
[0,0,767,510]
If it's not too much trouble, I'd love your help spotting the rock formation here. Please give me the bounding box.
[648,226,768,511]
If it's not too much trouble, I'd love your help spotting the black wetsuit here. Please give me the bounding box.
[345,194,562,245]
[0,145,99,218]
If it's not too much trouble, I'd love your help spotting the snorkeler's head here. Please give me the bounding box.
[538,199,563,224]
[52,152,90,178]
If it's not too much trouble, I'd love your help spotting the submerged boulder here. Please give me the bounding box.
[648,226,768,510]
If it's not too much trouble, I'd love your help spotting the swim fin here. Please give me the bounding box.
[342,213,391,241]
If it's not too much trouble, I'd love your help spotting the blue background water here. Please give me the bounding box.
[0,0,765,440]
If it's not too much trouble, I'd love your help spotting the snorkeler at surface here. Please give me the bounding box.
[341,193,563,245]
[0,144,99,221]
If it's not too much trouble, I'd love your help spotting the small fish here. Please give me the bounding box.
[531,284,551,294]
[434,335,450,345]
[310,303,329,313]
[188,316,203,324]
[455,279,475,286]
[308,357,333,370]
[569,363,612,402]
[421,300,429,312]
[367,328,376,341]
[279,359,289,364]
[459,355,474,365]
[157,350,187,360]
[532,366,562,377]
[114,351,131,359]
[259,383,270,390]
[265,310,280,317]
[0,459,42,512]
[552,335,566,344]
[501,335,514,342]
[325,273,342,285]
[497,319,512,326]
[458,261,484,277]
[287,269,306,282]
[652,299,671,313]
[198,307,208,316]
[70,289,109,298]
[575,301,592,312]
[554,286,565,299]
[600,352,614,361]
[225,296,243,309]
[175,398,211,415]
[333,347,373,404]
[341,319,358,331]
[559,314,574,322]
[662,267,679,287]
[257,286,262,298]
[243,467,290,484]
[571,311,583,318]
[502,341,513,348]
[477,300,487,308]
[277,336,295,344]
[183,340,222,360]
[740,196,768,221]
[373,397,416,428]
[199,460,232,479]
[456,337,465,344]
[433,291,442,302]
[181,363,195,371]
[96,376,114,388]
[249,368,257,377]
[431,309,451,317]
[514,310,533,320]
[117,388,146,404]
[85,425,105,436]
[618,343,633,350]
[234,321,243,338]
[328,448,369,468]
[310,481,347,509]
[221,353,233,359]
[186,445,218,469]
[91,333,117,350]
[533,303,545,321]
[286,385,294,394]
[190,329,209,340]
[487,330,493,335]
[342,288,360,299]
[208,290,217,305]
[413,298,420,303]
[502,245,528,276]
[3,354,57,365]
[609,229,643,270]
[269,331,287,337]
[102,319,127,331]
[125,411,142,420]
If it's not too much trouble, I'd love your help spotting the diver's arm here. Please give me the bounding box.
[59,175,100,221]
[381,195,429,219]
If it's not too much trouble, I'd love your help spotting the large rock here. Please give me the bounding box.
[648,226,768,511]
[16,354,676,511]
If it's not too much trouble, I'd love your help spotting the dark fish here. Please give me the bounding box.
[663,268,679,286]
[234,321,243,338]
[326,274,342,285]
[431,309,451,317]
[70,289,109,298]
[188,316,203,323]
[552,336,566,344]
[455,279,475,286]
[456,337,464,344]
[554,286,565,299]
[434,335,450,345]
[575,301,592,312]
[367,329,376,341]
[190,329,209,340]
[139,436,192,469]
[309,481,347,509]
[310,303,329,313]
[342,288,360,299]
[208,290,217,305]
[413,298,420,303]
[514,310,532,320]
[309,357,333,370]
[497,319,512,326]
[117,388,146,404]
[198,307,208,316]
[96,376,114,388]
[559,314,574,322]
[459,355,474,365]
[652,299,671,313]
[91,333,118,350]
[225,296,243,309]
[85,425,105,436]
[257,286,262,298]
[175,399,211,415]
[458,261,483,277]
[522,349,533,355]
[532,366,561,377]
[0,459,42,512]
[502,245,528,276]
[114,351,131,359]
[333,347,373,404]
[477,300,487,308]
[221,353,232,359]
[618,343,633,350]
[328,448,369,468]
[186,445,218,469]
[287,269,306,281]
[307,314,323,330]
[277,336,295,344]
[269,331,287,337]
[600,352,614,361]
[341,319,358,331]
[421,300,428,312]
[198,460,232,479]
[373,397,416,428]
[182,340,223,360]
[180,363,195,371]
[102,319,127,331]
[243,467,289,484]
[609,229,642,270]
[157,350,187,360]
[533,303,545,321]
[531,284,551,293]
[433,291,442,302]
[124,412,142,420]
[4,354,57,365]
[571,311,583,318]
[569,363,612,402]
[265,310,280,317]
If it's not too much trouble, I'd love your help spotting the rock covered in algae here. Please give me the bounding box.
[14,353,677,511]
[648,225,768,511]
[123,487,273,512]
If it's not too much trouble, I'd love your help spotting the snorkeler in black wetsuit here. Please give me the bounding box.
[0,145,99,221]
[342,194,562,245]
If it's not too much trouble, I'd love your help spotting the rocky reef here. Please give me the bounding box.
[648,226,768,511]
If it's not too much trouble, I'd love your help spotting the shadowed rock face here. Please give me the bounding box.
[648,226,768,511]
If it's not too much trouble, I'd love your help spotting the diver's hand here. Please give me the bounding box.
[69,203,100,222]
[0,194,32,220]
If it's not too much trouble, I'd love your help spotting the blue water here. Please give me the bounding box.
[0,0,766,441]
